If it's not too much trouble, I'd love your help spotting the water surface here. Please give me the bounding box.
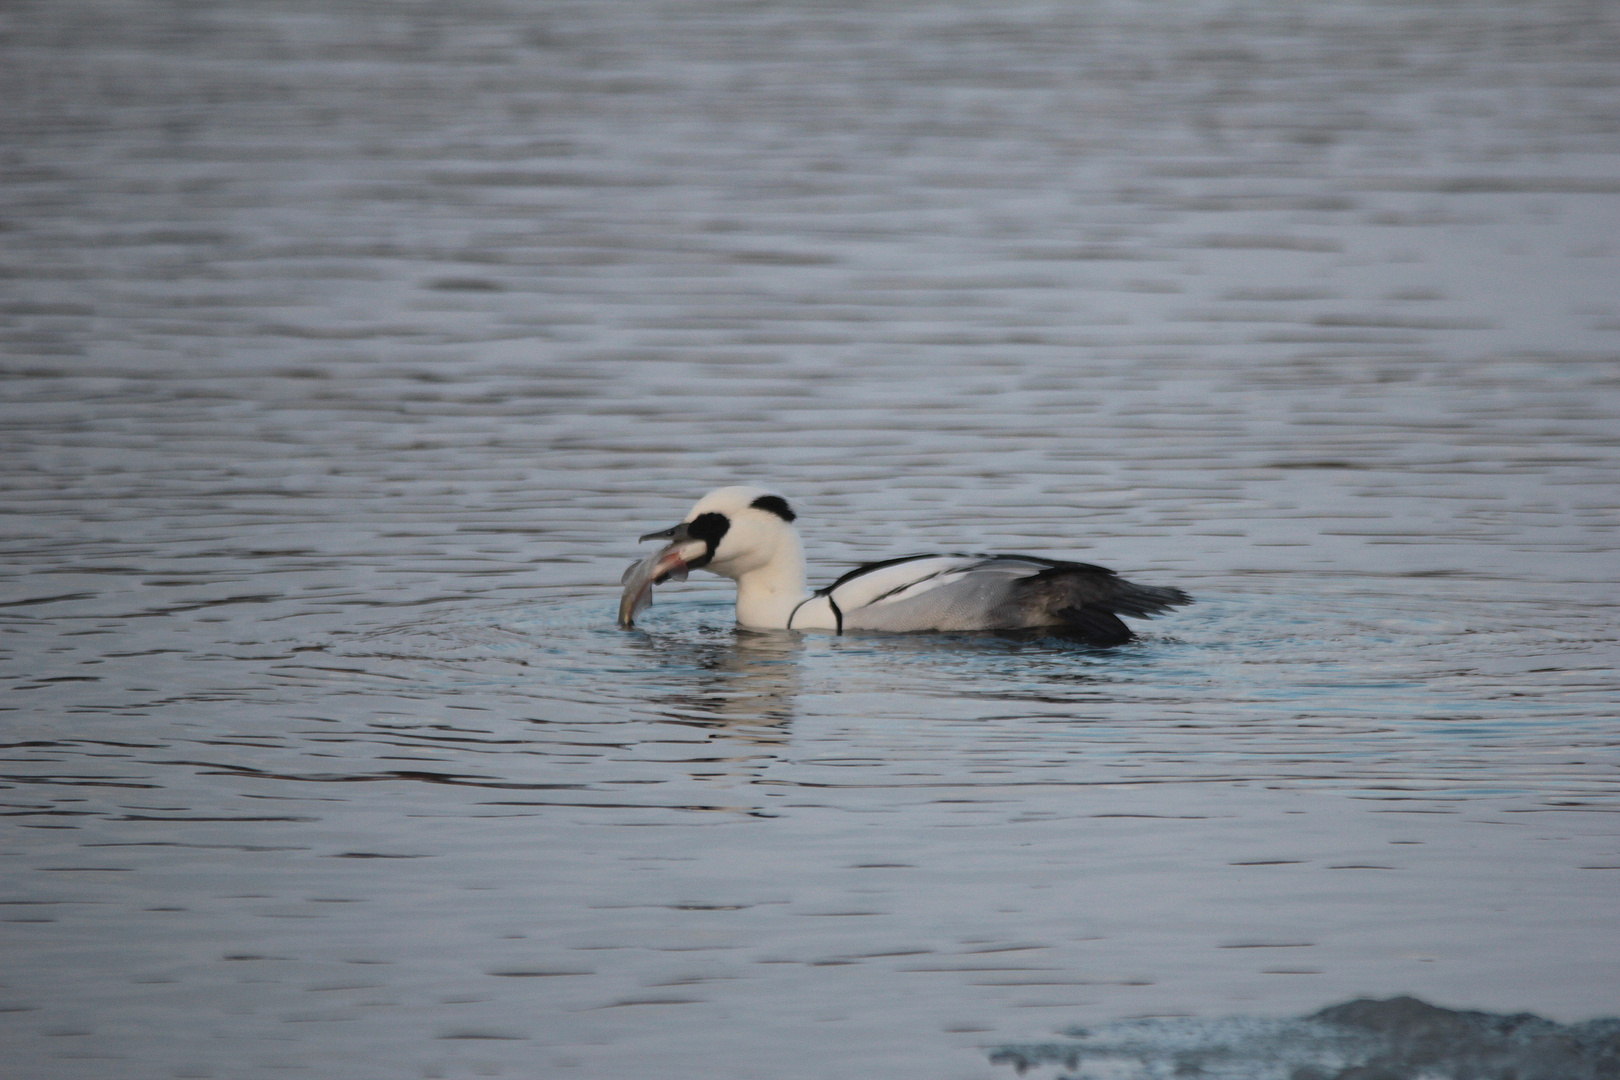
[2,2,1618,1078]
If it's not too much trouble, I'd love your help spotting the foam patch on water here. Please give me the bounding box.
[990,996,1620,1080]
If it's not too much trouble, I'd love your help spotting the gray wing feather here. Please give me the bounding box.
[841,570,1030,631]
[834,554,1191,638]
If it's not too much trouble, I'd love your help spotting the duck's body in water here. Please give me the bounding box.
[619,486,1190,646]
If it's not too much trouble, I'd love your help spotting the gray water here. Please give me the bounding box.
[3,2,1618,1078]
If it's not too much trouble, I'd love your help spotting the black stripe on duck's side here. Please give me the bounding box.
[818,552,947,594]
[785,592,845,633]
[864,562,975,604]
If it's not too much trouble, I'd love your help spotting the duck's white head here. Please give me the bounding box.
[636,485,801,584]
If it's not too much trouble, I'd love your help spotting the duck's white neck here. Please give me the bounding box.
[725,531,811,629]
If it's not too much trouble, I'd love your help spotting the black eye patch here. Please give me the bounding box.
[749,494,795,522]
[685,512,730,552]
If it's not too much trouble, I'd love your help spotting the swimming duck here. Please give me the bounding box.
[619,486,1190,646]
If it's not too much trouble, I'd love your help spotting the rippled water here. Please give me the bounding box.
[3,2,1618,1078]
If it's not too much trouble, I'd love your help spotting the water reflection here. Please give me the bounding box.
[623,619,1162,738]
[626,625,804,739]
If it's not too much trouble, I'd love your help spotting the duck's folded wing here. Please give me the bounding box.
[823,554,987,609]
[832,554,1191,636]
[833,555,1052,632]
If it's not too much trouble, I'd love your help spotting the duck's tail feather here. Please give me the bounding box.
[1016,563,1192,646]
[1052,605,1136,647]
[1103,581,1192,618]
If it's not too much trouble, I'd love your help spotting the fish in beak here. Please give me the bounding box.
[617,522,704,628]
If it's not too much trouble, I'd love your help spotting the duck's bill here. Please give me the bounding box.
[617,541,697,628]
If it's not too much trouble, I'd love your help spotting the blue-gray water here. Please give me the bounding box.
[2,2,1618,1078]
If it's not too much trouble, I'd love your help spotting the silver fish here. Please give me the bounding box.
[617,547,689,628]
